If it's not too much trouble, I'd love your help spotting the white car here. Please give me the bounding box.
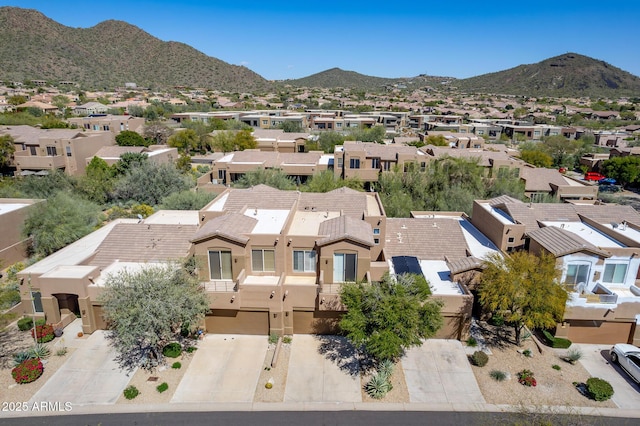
[610,343,640,383]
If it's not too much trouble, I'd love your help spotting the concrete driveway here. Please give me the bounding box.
[285,335,361,403]
[575,343,640,409]
[402,339,485,404]
[28,330,133,406]
[171,334,267,403]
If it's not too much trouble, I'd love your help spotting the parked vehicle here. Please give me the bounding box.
[610,343,640,383]
[585,172,605,181]
[599,177,617,185]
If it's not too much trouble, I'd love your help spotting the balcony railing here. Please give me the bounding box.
[204,280,237,292]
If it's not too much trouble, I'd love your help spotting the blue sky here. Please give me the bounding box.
[5,1,640,80]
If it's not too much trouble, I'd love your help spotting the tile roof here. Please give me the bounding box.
[385,218,469,261]
[527,226,610,258]
[520,167,571,192]
[191,213,257,244]
[298,188,369,218]
[90,223,197,268]
[447,256,484,275]
[342,141,421,161]
[317,215,374,247]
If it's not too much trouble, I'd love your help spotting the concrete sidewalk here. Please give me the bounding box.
[171,334,267,403]
[28,330,134,406]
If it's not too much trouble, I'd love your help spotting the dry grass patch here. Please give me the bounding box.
[254,342,290,403]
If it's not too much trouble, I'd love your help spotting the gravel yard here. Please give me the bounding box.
[253,341,291,402]
[470,322,616,408]
[116,351,195,404]
[0,324,74,404]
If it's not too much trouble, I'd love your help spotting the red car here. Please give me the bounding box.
[585,172,605,181]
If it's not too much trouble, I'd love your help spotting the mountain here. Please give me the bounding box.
[454,53,640,97]
[0,7,270,91]
[282,68,454,91]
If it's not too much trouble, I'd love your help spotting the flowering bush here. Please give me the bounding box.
[30,324,54,343]
[11,358,43,384]
[517,369,537,387]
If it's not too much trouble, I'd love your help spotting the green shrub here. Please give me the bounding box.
[489,314,504,326]
[156,382,169,393]
[523,349,532,358]
[56,347,68,357]
[542,330,572,349]
[171,362,182,369]
[13,351,33,366]
[35,318,46,326]
[471,350,489,367]
[12,358,43,384]
[552,364,561,371]
[466,336,478,347]
[282,335,292,344]
[268,333,279,344]
[185,346,197,353]
[586,377,614,401]
[490,370,507,382]
[17,317,33,331]
[29,343,50,359]
[365,372,393,399]
[123,385,139,400]
[162,343,182,358]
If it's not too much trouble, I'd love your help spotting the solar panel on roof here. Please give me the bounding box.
[391,256,424,277]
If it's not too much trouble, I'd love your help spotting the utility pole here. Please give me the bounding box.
[28,273,38,346]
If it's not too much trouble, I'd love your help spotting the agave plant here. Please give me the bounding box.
[378,359,395,379]
[29,343,51,359]
[365,372,393,399]
[13,351,34,367]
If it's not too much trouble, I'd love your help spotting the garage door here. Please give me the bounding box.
[293,310,342,334]
[566,320,634,344]
[205,309,269,335]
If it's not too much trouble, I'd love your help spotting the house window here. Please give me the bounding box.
[349,158,360,169]
[374,238,380,245]
[31,291,43,313]
[262,120,268,125]
[337,158,343,169]
[208,250,232,280]
[373,228,380,235]
[382,161,391,171]
[293,250,316,272]
[103,125,110,131]
[336,122,342,128]
[603,263,628,284]
[333,253,357,282]
[507,237,515,243]
[46,146,57,156]
[28,145,37,155]
[371,158,380,169]
[252,249,275,272]
[218,169,226,182]
[65,146,72,157]
[565,264,590,285]
[420,162,426,172]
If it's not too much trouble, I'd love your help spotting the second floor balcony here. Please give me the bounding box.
[15,153,66,170]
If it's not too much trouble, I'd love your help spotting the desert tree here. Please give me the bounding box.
[340,273,443,362]
[23,192,103,257]
[112,161,193,206]
[115,130,148,147]
[0,134,15,169]
[99,263,209,372]
[478,251,567,345]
